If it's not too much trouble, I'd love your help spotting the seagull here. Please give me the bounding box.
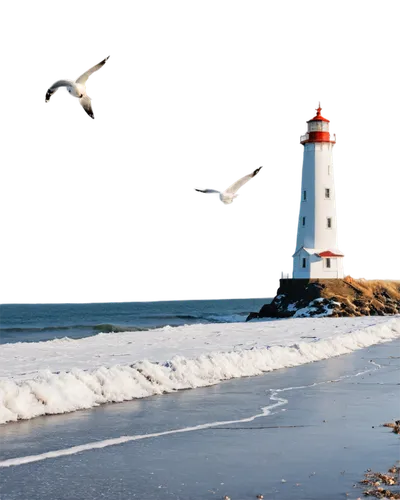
[195,167,262,204]
[45,56,110,119]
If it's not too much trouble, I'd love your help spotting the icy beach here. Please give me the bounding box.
[1,315,399,424]
[1,338,399,499]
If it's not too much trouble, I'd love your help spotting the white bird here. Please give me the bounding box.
[195,167,262,204]
[45,56,110,119]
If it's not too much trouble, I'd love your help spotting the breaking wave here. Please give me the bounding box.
[0,324,148,334]
[1,318,399,425]
[0,314,247,338]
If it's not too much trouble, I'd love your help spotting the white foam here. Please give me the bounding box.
[206,313,246,323]
[0,316,399,425]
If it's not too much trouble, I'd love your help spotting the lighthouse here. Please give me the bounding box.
[292,105,344,279]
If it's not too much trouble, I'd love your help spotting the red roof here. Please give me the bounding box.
[308,104,332,122]
[318,250,344,257]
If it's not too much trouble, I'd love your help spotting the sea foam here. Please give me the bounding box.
[0,317,399,424]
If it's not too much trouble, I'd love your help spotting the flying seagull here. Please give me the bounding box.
[195,167,262,204]
[45,56,110,119]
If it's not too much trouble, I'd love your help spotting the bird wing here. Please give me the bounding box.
[44,78,76,101]
[224,167,263,194]
[250,165,264,177]
[193,186,221,196]
[75,56,110,84]
[78,95,96,120]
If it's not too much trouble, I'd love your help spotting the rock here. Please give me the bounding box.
[259,302,279,317]
[246,312,260,322]
[255,298,293,319]
[353,299,366,307]
[247,279,400,320]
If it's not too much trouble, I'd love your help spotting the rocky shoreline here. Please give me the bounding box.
[359,420,400,499]
[247,278,400,321]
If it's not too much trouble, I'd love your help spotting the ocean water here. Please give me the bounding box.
[0,298,270,344]
[2,307,400,500]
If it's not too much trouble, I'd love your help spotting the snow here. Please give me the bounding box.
[293,304,334,318]
[0,316,399,425]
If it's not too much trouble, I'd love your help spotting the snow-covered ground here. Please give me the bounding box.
[1,316,399,424]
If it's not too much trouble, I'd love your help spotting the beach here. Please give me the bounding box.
[1,314,400,424]
[1,307,399,499]
[0,338,399,499]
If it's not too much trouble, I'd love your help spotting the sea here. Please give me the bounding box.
[1,301,400,499]
[0,298,270,344]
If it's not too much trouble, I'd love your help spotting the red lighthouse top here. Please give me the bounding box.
[299,104,338,145]
[308,104,332,122]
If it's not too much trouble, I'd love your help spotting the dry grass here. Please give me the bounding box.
[343,279,400,299]
[308,278,400,316]
[309,279,400,298]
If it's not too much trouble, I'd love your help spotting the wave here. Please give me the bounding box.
[205,313,248,323]
[91,324,148,333]
[0,324,148,334]
[0,313,247,336]
[1,318,399,425]
[138,313,247,321]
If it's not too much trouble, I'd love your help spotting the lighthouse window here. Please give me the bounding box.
[302,258,307,268]
[328,165,331,175]
[326,258,331,268]
[325,188,330,198]
[303,190,307,201]
[327,217,332,228]
[302,216,306,226]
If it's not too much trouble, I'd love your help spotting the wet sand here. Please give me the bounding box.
[1,340,399,499]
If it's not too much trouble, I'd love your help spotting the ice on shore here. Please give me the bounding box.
[0,316,399,424]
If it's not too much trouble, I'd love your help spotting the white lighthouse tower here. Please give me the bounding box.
[292,105,344,279]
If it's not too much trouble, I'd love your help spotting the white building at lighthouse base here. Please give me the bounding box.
[293,248,344,279]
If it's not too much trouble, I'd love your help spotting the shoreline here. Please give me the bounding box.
[358,439,400,499]
[0,339,399,499]
[1,316,399,424]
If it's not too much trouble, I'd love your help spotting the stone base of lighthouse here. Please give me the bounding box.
[246,278,400,320]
